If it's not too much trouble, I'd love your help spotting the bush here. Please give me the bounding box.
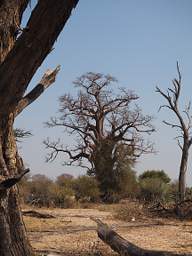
[114,200,147,221]
[139,177,170,202]
[49,183,76,208]
[28,174,55,207]
[138,170,171,202]
[73,175,100,202]
[139,170,170,184]
[56,173,74,187]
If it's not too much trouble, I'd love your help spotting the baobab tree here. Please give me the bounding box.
[156,63,192,202]
[0,1,78,255]
[45,72,154,201]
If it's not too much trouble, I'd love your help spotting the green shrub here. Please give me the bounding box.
[138,170,171,202]
[73,175,100,202]
[139,177,170,202]
[139,170,170,184]
[49,183,76,208]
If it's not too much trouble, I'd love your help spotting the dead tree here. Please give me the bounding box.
[45,72,154,200]
[0,1,78,255]
[92,218,192,256]
[156,63,192,202]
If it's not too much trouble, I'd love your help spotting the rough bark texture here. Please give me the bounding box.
[92,218,192,256]
[0,115,32,256]
[0,0,78,114]
[0,1,79,255]
[0,0,29,63]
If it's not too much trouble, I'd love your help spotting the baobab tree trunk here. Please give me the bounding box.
[93,140,117,202]
[0,0,79,255]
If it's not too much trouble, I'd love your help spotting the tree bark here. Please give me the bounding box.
[92,218,192,256]
[178,144,188,202]
[0,114,32,256]
[0,1,79,255]
[0,0,29,63]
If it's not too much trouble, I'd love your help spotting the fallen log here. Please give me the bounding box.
[91,217,192,256]
[22,210,55,219]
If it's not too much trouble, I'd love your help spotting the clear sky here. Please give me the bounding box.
[16,0,192,184]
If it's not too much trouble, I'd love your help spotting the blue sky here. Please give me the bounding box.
[16,0,192,184]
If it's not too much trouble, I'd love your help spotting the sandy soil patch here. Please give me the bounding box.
[23,207,192,255]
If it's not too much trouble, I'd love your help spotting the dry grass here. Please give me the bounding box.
[23,203,192,256]
[113,200,148,221]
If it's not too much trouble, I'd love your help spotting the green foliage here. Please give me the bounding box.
[138,170,171,202]
[49,183,76,208]
[73,175,100,202]
[139,178,170,202]
[139,170,171,183]
[29,174,54,207]
[97,143,138,202]
[19,173,100,207]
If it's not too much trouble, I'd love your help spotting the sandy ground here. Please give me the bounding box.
[23,207,192,256]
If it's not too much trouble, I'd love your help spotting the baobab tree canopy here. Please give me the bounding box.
[45,72,154,200]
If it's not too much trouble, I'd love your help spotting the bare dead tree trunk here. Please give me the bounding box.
[0,1,79,255]
[156,63,192,203]
[178,143,189,202]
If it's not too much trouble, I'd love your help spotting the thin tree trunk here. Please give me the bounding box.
[178,145,188,202]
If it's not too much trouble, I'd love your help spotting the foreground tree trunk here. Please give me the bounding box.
[92,218,192,256]
[0,1,79,255]
[0,114,32,256]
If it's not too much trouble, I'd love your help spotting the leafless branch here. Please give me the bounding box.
[15,66,60,116]
[45,72,154,175]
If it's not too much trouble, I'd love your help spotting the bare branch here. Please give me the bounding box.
[46,72,154,183]
[162,120,182,129]
[44,138,90,163]
[157,63,192,201]
[15,66,60,116]
[0,0,78,114]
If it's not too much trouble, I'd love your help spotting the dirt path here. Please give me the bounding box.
[23,207,192,256]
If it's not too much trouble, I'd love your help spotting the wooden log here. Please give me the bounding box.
[22,210,55,219]
[91,218,192,256]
